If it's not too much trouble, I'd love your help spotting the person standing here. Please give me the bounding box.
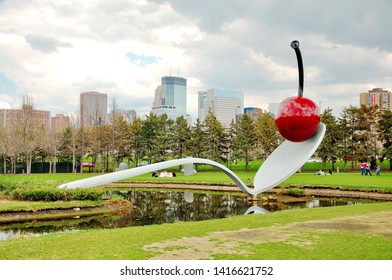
[376,166,381,176]
[361,162,367,175]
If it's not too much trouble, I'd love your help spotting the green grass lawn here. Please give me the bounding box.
[1,169,391,192]
[1,167,391,260]
[0,202,390,260]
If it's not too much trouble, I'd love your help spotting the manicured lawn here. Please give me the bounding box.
[281,172,392,192]
[1,168,391,260]
[0,202,390,259]
[1,169,391,193]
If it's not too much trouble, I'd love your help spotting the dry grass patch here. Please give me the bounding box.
[145,211,392,259]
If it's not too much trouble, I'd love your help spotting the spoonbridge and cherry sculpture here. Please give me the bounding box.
[58,41,326,195]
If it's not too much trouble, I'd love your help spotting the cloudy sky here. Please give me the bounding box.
[0,0,391,120]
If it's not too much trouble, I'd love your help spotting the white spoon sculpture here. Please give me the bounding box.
[58,41,325,195]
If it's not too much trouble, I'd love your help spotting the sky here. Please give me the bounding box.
[0,0,391,120]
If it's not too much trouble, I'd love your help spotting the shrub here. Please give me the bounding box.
[0,181,18,194]
[10,186,104,201]
[285,189,306,197]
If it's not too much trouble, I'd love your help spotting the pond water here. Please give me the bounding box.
[0,190,370,241]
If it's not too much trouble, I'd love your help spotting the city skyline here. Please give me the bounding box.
[0,1,391,120]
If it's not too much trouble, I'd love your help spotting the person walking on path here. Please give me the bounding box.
[376,166,381,176]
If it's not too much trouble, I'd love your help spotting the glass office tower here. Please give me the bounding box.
[151,76,187,120]
[161,76,187,117]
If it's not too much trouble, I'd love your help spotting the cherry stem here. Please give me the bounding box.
[291,40,304,97]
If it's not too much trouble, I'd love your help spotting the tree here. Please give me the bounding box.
[232,114,256,171]
[86,124,111,172]
[0,127,11,174]
[189,118,206,171]
[317,108,340,171]
[357,104,380,168]
[226,119,237,168]
[41,129,61,174]
[59,126,79,173]
[254,112,282,159]
[204,109,228,163]
[379,110,392,170]
[128,116,142,167]
[156,114,174,162]
[338,106,360,171]
[111,114,130,169]
[172,116,192,160]
[16,103,43,175]
[139,113,172,164]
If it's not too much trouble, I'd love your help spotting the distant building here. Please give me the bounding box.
[0,99,50,130]
[51,113,70,133]
[151,76,187,120]
[80,91,108,126]
[201,88,244,128]
[197,91,208,122]
[244,107,265,120]
[152,86,162,107]
[107,109,137,124]
[360,88,392,111]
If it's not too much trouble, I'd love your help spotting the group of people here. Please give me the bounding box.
[361,162,381,176]
[152,170,176,178]
[315,169,333,176]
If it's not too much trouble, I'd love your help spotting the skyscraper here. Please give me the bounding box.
[152,86,162,107]
[360,88,391,111]
[201,88,244,128]
[151,76,187,120]
[80,91,107,127]
[198,91,207,121]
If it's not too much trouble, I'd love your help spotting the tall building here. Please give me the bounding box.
[0,98,50,130]
[201,88,244,128]
[360,88,392,111]
[51,113,70,133]
[197,91,208,121]
[151,76,187,120]
[80,91,108,126]
[152,86,162,107]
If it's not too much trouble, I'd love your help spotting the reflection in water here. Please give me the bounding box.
[240,206,270,215]
[0,190,368,240]
[184,192,194,203]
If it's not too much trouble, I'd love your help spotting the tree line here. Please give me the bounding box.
[1,104,391,175]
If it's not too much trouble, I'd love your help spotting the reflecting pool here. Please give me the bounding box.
[0,190,370,241]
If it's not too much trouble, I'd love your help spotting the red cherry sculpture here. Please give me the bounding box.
[275,96,320,142]
[275,41,320,142]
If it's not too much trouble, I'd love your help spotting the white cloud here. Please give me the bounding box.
[0,0,391,119]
